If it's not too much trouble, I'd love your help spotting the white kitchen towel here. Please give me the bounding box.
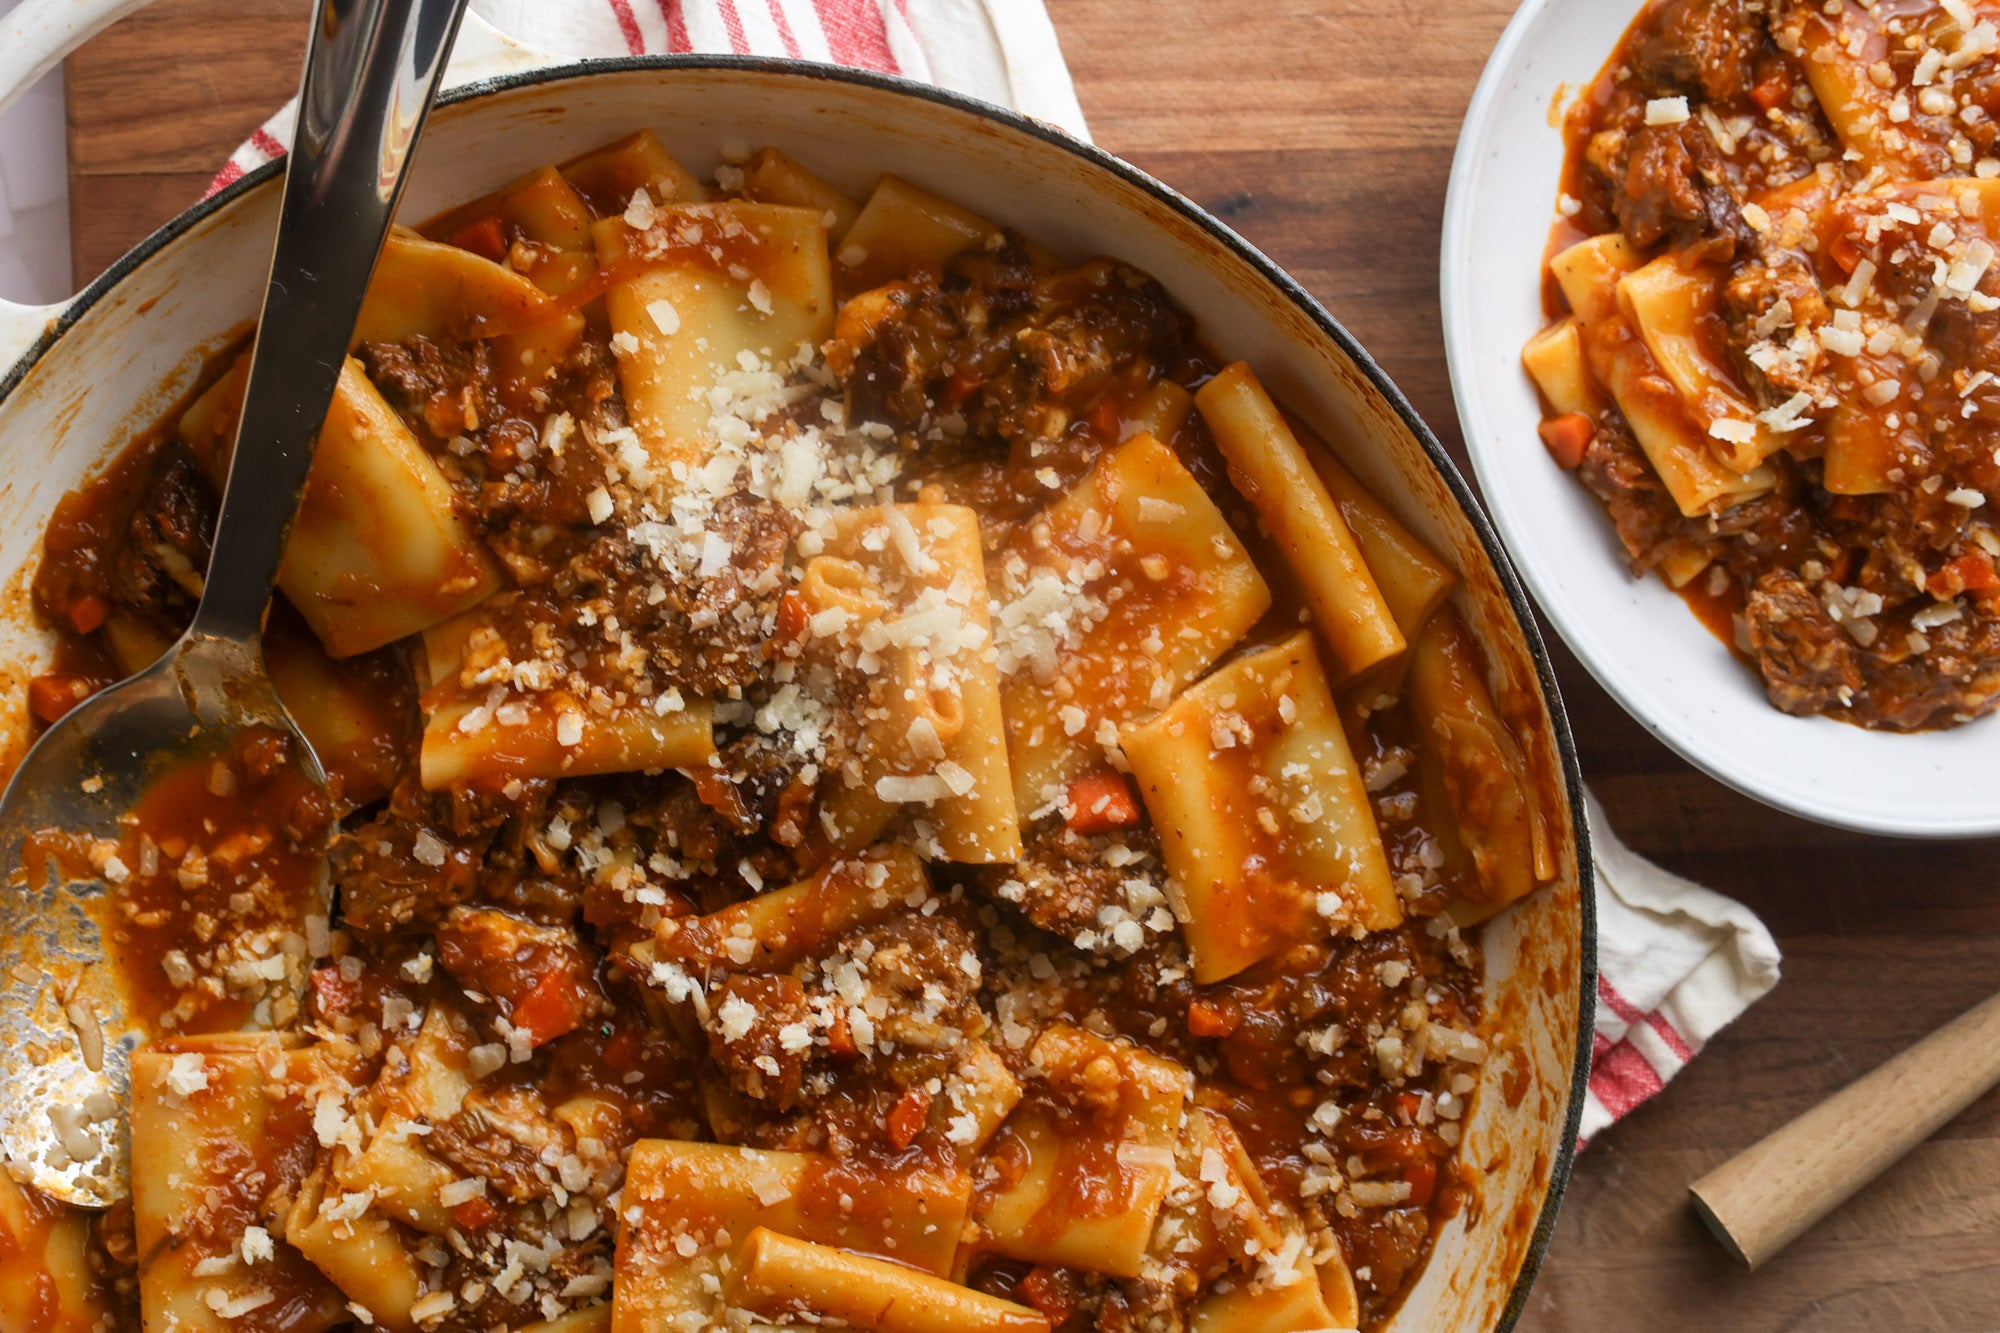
[1581,794,1782,1145]
[207,0,1087,194]
[208,0,1784,1145]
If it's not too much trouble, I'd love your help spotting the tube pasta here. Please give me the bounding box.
[1617,256,1777,473]
[597,202,833,477]
[1121,632,1398,984]
[1789,5,1919,174]
[0,1173,105,1333]
[353,230,556,346]
[940,1040,1025,1157]
[285,1163,428,1333]
[801,503,1021,862]
[742,147,863,241]
[1824,352,1912,495]
[994,432,1271,815]
[1119,378,1196,442]
[731,1228,1052,1333]
[421,165,599,296]
[974,1026,1188,1278]
[417,594,717,787]
[330,1007,476,1238]
[1148,1108,1292,1285]
[1407,608,1545,913]
[1304,440,1457,643]
[837,174,996,291]
[1550,233,1774,515]
[263,618,408,808]
[283,360,506,657]
[1196,363,1405,678]
[613,1140,973,1332]
[129,1034,357,1333]
[1190,1271,1354,1333]
[559,129,709,214]
[1520,316,1604,418]
[177,355,504,658]
[654,845,925,974]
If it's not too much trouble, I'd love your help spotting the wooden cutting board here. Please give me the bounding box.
[63,2,2000,1326]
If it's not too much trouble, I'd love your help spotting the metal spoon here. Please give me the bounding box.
[0,0,470,1207]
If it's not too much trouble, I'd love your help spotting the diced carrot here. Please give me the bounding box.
[509,968,590,1047]
[1827,234,1864,276]
[1536,412,1594,470]
[450,214,510,263]
[1187,998,1242,1039]
[1401,1157,1438,1208]
[1017,1268,1073,1324]
[1928,552,2000,598]
[884,1087,932,1150]
[600,1027,643,1073]
[307,966,359,1020]
[1089,396,1123,438]
[65,593,109,636]
[1749,66,1793,114]
[774,589,811,648]
[1063,768,1142,834]
[450,1194,499,1232]
[28,674,93,725]
[940,364,982,412]
[826,1008,858,1059]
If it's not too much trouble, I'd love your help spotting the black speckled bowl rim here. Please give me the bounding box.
[0,54,1597,1332]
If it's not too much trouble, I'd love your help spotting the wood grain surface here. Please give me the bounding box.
[63,1,2000,1327]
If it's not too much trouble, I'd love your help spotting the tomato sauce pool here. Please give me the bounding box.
[98,726,332,1033]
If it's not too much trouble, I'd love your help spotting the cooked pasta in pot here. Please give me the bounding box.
[12,132,1552,1333]
[1530,0,2000,732]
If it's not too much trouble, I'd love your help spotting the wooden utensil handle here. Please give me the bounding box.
[1690,989,2000,1269]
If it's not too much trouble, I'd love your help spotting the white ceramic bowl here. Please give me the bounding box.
[1443,0,2000,839]
[0,9,1592,1329]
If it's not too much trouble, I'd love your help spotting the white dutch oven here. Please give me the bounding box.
[1444,0,2000,839]
[0,5,1593,1327]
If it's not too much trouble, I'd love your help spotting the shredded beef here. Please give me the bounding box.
[330,807,488,938]
[1743,567,1863,718]
[1627,0,1763,103]
[1576,422,1694,573]
[110,451,213,618]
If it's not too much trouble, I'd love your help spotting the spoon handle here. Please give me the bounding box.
[1689,988,2000,1268]
[189,0,471,646]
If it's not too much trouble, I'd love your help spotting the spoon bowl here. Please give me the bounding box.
[0,631,318,1205]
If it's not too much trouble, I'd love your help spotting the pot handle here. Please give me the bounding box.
[0,0,157,372]
[0,1,559,374]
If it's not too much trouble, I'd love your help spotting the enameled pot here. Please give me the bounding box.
[0,8,1594,1328]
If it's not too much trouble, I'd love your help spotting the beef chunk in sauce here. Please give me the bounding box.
[360,336,505,442]
[987,823,1160,942]
[1576,423,1698,573]
[1743,567,1864,718]
[330,808,488,938]
[1594,118,1753,260]
[833,237,1193,465]
[1627,0,1763,104]
[1721,249,1830,404]
[110,451,215,619]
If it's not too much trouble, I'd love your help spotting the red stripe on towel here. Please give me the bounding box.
[814,0,898,72]
[605,0,648,53]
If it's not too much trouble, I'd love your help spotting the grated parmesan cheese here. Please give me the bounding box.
[1645,96,1690,125]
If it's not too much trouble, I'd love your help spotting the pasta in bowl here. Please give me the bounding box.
[0,63,1589,1333]
[1444,0,2000,834]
